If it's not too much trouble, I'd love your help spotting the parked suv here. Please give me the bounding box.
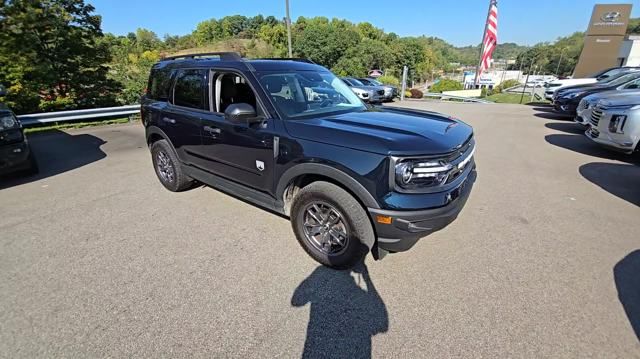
[0,101,38,177]
[586,95,640,155]
[142,52,476,268]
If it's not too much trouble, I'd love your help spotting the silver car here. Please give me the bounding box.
[575,78,640,125]
[341,78,384,103]
[585,94,640,154]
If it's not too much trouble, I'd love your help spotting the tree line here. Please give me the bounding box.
[1,1,637,114]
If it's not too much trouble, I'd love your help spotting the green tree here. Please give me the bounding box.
[0,0,120,113]
[293,21,359,68]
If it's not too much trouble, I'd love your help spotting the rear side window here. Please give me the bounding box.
[173,69,207,110]
[148,68,173,101]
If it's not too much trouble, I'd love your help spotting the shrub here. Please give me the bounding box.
[404,90,412,98]
[430,79,463,93]
[493,79,521,93]
[377,75,400,87]
[409,88,423,98]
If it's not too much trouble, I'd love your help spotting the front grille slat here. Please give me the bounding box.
[590,105,607,127]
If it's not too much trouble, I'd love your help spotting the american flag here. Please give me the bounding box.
[479,0,498,77]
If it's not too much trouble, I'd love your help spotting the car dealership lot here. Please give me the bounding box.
[1,102,639,357]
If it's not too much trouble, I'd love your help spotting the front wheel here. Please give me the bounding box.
[291,181,374,269]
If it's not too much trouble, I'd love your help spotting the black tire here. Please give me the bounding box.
[150,139,192,192]
[291,181,375,269]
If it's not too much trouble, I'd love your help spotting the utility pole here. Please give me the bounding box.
[400,66,408,101]
[285,0,293,57]
[555,48,565,77]
[520,60,534,104]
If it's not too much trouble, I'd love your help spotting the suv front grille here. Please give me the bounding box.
[590,106,606,127]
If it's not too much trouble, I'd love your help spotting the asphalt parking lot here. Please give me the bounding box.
[1,101,639,357]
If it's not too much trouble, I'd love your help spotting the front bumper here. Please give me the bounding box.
[0,141,31,175]
[553,99,577,115]
[368,168,476,252]
[575,107,592,125]
[585,113,639,154]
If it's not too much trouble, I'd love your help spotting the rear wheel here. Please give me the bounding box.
[150,139,192,192]
[291,181,374,269]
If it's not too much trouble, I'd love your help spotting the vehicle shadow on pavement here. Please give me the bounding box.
[291,258,388,359]
[0,130,106,190]
[614,250,640,342]
[579,163,640,207]
[534,112,572,120]
[545,122,586,135]
[545,134,640,165]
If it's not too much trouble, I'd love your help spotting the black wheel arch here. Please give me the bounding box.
[276,163,380,212]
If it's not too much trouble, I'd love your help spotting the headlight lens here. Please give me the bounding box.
[395,159,454,189]
[0,114,17,130]
[609,115,627,134]
[566,92,584,99]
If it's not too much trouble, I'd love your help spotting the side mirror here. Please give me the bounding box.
[224,103,256,122]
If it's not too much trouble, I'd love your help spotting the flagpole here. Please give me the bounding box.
[473,0,494,88]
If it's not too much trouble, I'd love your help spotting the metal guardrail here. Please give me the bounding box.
[17,105,141,126]
[422,93,494,104]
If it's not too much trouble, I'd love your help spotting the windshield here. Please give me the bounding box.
[603,72,640,87]
[258,71,366,118]
[368,79,383,86]
[346,78,365,86]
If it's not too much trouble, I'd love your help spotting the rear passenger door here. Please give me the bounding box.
[161,69,208,164]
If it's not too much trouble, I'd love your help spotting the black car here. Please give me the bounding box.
[0,102,38,177]
[553,72,640,116]
[142,52,476,268]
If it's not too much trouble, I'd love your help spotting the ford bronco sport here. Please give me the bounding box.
[142,52,476,268]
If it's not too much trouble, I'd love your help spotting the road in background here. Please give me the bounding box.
[1,102,639,357]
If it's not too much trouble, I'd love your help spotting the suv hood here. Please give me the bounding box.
[283,107,473,156]
[584,89,640,103]
[596,93,640,107]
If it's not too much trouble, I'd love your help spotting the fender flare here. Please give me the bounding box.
[276,163,380,209]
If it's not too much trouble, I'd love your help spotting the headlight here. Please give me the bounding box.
[566,92,584,99]
[395,159,453,189]
[394,144,475,190]
[0,114,18,130]
[609,115,627,134]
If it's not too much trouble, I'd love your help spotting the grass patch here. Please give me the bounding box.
[24,117,135,133]
[484,92,550,105]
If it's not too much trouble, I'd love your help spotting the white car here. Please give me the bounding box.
[544,67,640,100]
[586,94,640,154]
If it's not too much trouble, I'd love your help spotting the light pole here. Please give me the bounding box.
[555,48,565,77]
[285,0,293,57]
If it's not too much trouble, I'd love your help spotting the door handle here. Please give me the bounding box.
[204,125,221,134]
[162,117,176,124]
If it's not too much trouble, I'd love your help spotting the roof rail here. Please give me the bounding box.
[161,52,242,61]
[257,57,316,64]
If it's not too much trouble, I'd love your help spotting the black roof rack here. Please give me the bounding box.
[256,57,316,64]
[161,52,242,61]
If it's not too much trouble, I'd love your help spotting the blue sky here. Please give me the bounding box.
[89,0,639,46]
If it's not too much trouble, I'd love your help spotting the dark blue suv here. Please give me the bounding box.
[142,52,476,268]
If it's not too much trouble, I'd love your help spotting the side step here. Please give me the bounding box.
[183,165,285,215]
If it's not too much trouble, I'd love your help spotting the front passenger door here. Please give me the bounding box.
[197,71,276,193]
